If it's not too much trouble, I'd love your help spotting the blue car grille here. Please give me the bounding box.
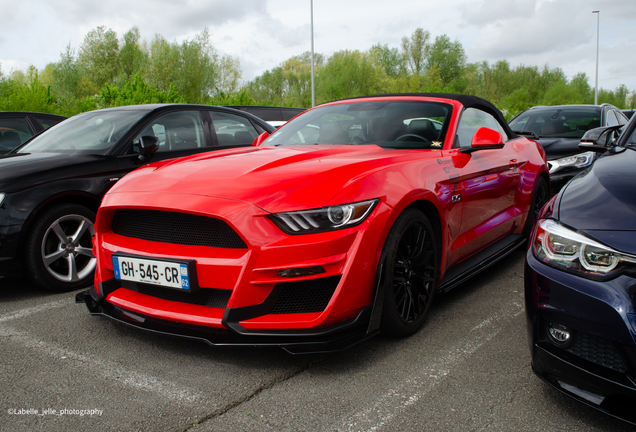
[566,331,627,373]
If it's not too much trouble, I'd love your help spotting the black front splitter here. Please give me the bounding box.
[76,290,376,355]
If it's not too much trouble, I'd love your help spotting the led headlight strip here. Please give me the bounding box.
[533,219,636,276]
[270,199,379,234]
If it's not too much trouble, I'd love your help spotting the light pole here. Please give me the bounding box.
[310,0,315,107]
[593,10,599,105]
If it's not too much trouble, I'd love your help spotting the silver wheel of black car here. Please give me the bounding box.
[380,208,438,337]
[25,204,96,291]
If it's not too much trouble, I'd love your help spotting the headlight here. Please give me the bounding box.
[269,199,379,234]
[0,193,4,206]
[548,151,595,174]
[532,219,636,277]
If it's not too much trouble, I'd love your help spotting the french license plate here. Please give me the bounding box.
[112,254,197,291]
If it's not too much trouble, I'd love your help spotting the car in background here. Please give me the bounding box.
[78,93,549,353]
[225,106,305,128]
[509,104,628,192]
[0,104,274,292]
[622,109,635,119]
[525,116,636,425]
[0,111,66,153]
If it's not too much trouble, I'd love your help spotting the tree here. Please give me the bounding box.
[316,50,381,103]
[77,26,120,94]
[427,35,466,88]
[401,28,430,76]
[120,27,148,80]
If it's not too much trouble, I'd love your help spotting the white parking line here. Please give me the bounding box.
[0,298,72,323]
[0,325,206,404]
[337,303,525,432]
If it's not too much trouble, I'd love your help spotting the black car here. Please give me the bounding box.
[509,104,628,192]
[0,104,274,291]
[224,105,305,128]
[0,111,67,154]
[525,118,636,424]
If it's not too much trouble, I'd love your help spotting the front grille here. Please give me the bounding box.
[111,209,247,249]
[566,331,627,373]
[122,281,231,308]
[270,276,341,314]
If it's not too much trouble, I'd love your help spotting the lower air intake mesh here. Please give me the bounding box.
[270,276,341,314]
[111,209,247,249]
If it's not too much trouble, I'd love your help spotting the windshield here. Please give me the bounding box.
[262,101,451,149]
[621,125,636,148]
[509,107,601,139]
[17,109,151,154]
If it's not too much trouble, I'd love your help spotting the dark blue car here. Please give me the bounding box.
[525,117,636,424]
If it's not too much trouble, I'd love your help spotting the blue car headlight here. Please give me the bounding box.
[532,219,636,277]
[269,199,379,234]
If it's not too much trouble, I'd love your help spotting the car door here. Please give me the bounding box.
[116,109,212,176]
[451,108,522,260]
[0,115,35,153]
[206,110,264,149]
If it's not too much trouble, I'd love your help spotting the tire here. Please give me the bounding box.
[523,176,549,237]
[380,208,439,337]
[24,203,96,292]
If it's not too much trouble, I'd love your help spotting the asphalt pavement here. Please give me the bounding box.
[1,248,632,431]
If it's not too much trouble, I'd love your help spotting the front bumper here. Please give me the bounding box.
[76,288,377,354]
[0,224,22,278]
[525,249,636,425]
[83,193,392,353]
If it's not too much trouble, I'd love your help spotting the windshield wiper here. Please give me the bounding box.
[512,130,539,140]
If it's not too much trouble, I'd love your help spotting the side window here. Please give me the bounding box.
[132,111,205,153]
[606,111,619,127]
[0,117,34,152]
[454,108,507,148]
[614,110,628,126]
[209,111,259,146]
[35,116,64,130]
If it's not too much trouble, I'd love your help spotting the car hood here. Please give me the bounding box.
[0,152,105,192]
[558,148,636,251]
[536,137,582,160]
[111,145,426,213]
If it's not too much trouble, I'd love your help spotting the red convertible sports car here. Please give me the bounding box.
[78,94,549,353]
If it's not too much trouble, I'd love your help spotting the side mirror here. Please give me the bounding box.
[138,135,159,163]
[252,131,270,146]
[579,125,623,153]
[460,127,505,153]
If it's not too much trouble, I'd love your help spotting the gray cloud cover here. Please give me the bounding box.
[1,0,633,92]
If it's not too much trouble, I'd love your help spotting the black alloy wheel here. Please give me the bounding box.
[380,208,438,337]
[523,176,549,237]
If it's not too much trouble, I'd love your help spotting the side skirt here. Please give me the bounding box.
[437,234,525,293]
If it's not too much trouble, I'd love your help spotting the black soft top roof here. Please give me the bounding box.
[340,93,515,137]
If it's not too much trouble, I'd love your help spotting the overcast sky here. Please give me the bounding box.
[2,0,634,94]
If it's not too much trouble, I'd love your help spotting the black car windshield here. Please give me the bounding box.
[17,109,151,154]
[509,107,601,139]
[262,101,451,149]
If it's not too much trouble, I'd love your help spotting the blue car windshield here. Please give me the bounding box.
[622,126,636,149]
[17,109,151,154]
[262,101,451,149]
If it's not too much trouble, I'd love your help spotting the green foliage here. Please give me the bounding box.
[0,68,58,113]
[99,74,183,107]
[1,26,633,118]
[77,26,120,95]
[316,50,381,104]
